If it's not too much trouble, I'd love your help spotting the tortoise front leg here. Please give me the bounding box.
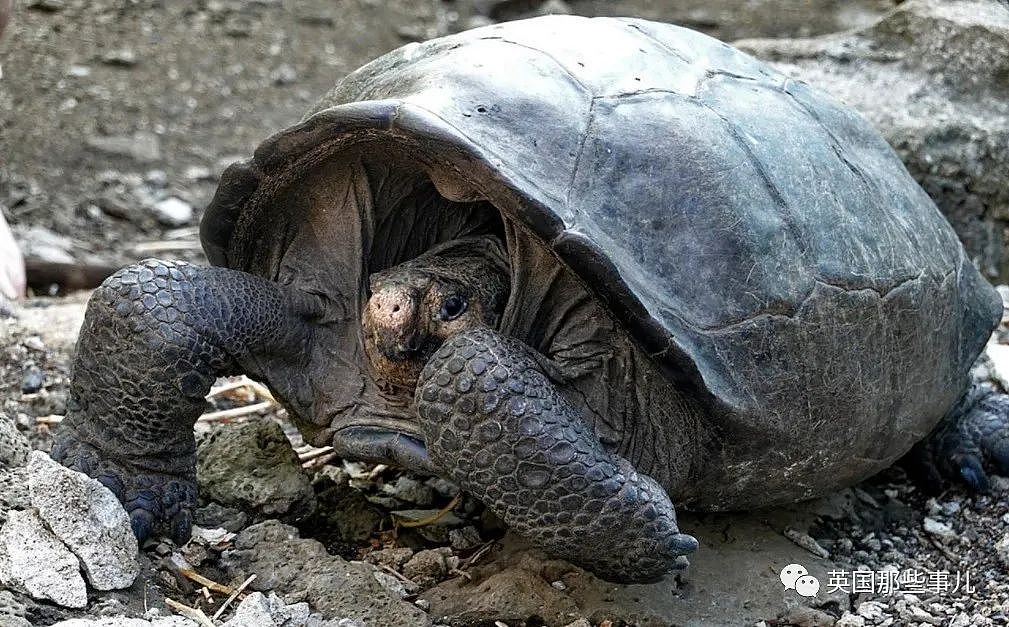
[416,328,697,583]
[52,259,323,543]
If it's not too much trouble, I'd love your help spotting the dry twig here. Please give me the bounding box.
[212,574,257,622]
[180,568,237,596]
[395,494,462,528]
[164,597,216,627]
[197,400,274,422]
[298,445,334,462]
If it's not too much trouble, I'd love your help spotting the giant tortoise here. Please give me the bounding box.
[53,15,1009,583]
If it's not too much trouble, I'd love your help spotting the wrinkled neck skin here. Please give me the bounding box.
[362,235,510,397]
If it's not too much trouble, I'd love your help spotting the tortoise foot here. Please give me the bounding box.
[51,435,196,544]
[912,383,1009,493]
[416,327,697,584]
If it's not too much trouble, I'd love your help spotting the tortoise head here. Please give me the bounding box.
[362,236,510,389]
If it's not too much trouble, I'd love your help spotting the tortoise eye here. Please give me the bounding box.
[438,295,468,321]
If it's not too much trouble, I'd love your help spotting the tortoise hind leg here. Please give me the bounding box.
[911,382,1009,493]
[416,328,697,584]
[52,259,323,543]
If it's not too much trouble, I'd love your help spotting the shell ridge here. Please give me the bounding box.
[476,35,593,95]
[619,19,692,65]
[692,98,812,267]
[564,97,598,209]
[779,80,944,276]
[694,270,931,336]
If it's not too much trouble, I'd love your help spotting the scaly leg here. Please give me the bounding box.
[416,328,697,583]
[52,259,323,542]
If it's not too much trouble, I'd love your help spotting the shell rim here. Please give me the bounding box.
[200,98,711,395]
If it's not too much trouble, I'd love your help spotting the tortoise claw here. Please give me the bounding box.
[911,383,1009,495]
[958,456,990,494]
[129,509,155,542]
[52,434,196,544]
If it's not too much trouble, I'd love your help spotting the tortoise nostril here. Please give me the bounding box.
[392,305,400,313]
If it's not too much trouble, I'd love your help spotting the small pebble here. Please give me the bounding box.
[857,601,885,620]
[270,64,298,85]
[923,517,956,540]
[101,49,138,67]
[151,197,194,226]
[784,528,830,558]
[28,0,65,11]
[21,365,44,394]
[835,611,866,627]
[995,533,1009,567]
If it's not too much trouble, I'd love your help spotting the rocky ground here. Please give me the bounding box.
[3,281,1009,626]
[3,0,1009,625]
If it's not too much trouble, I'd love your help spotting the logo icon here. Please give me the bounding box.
[780,564,820,598]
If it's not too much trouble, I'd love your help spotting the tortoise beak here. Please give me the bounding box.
[330,423,434,473]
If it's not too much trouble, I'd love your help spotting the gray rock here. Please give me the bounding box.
[304,467,381,545]
[923,516,956,540]
[737,0,1009,280]
[194,502,249,532]
[373,569,418,599]
[836,612,866,627]
[86,131,162,163]
[402,548,452,590]
[266,592,314,627]
[857,601,887,620]
[222,591,275,627]
[20,364,44,393]
[101,49,138,67]
[382,476,434,506]
[221,520,429,626]
[0,413,30,468]
[448,526,483,551]
[197,420,316,522]
[270,64,299,85]
[0,467,29,524]
[0,589,30,627]
[0,509,87,608]
[995,532,1009,567]
[777,606,837,627]
[221,590,314,627]
[365,547,414,571]
[27,451,139,590]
